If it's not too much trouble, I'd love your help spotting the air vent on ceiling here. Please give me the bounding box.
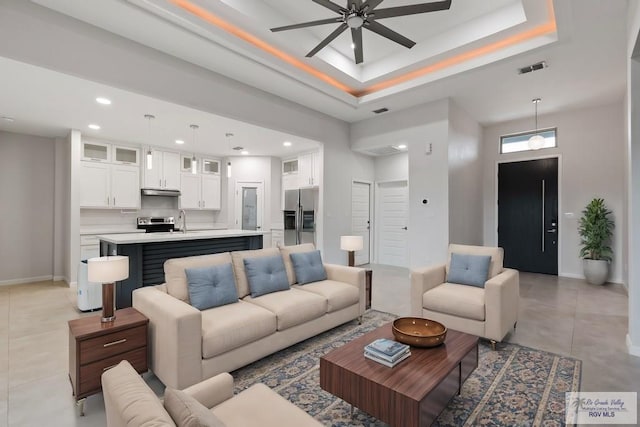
[372,107,389,114]
[362,146,402,156]
[518,61,547,74]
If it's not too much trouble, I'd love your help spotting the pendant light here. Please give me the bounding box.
[528,98,545,150]
[144,114,155,169]
[190,124,199,174]
[226,132,234,178]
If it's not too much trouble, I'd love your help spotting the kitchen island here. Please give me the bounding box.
[98,229,264,308]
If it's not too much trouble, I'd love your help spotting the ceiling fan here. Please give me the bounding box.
[270,0,452,64]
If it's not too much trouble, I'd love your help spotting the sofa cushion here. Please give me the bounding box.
[447,253,491,288]
[423,283,485,321]
[231,248,282,298]
[244,288,327,331]
[244,255,290,297]
[165,253,233,303]
[446,244,504,279]
[164,387,226,427]
[279,243,316,285]
[294,280,358,313]
[201,300,277,359]
[185,264,238,310]
[212,383,322,427]
[289,250,327,285]
[102,360,176,427]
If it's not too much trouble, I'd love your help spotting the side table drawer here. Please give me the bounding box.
[79,325,147,364]
[78,346,147,397]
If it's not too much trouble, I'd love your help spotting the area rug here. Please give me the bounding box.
[232,310,581,426]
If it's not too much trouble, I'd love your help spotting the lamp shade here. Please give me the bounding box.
[87,256,129,283]
[340,235,364,251]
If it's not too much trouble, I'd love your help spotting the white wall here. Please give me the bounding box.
[374,152,408,182]
[53,138,68,281]
[482,102,626,283]
[270,156,283,228]
[448,102,483,246]
[0,131,55,284]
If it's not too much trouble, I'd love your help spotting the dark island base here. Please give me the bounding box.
[101,235,263,308]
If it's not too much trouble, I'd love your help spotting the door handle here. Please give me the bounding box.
[547,228,557,233]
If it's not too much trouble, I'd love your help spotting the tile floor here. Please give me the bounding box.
[0,267,638,426]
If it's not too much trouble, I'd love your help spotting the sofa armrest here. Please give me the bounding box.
[410,264,446,316]
[132,286,203,390]
[181,373,234,410]
[324,263,366,315]
[484,268,519,342]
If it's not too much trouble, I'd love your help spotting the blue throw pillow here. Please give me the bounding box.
[290,250,327,285]
[243,255,289,297]
[185,263,239,310]
[447,253,492,288]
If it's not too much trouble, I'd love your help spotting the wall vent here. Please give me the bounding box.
[372,107,389,114]
[518,61,547,74]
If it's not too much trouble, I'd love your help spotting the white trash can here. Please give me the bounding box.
[77,260,102,312]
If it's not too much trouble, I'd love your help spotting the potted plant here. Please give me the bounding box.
[578,198,614,285]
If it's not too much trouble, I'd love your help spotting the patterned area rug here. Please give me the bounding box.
[232,311,581,426]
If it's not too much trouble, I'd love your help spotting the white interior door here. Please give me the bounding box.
[351,181,371,265]
[377,181,408,267]
[235,181,264,231]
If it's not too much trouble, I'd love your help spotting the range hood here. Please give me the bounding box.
[141,188,181,197]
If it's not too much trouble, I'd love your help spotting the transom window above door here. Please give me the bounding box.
[500,128,557,154]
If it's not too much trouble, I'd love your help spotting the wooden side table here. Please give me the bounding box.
[68,307,148,415]
[365,269,372,309]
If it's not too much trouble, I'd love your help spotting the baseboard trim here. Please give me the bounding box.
[626,334,640,357]
[0,275,53,286]
[558,272,623,285]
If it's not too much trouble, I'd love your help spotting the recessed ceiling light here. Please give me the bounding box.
[241,150,249,155]
[283,141,292,147]
[1,116,14,122]
[175,139,185,145]
[397,144,407,149]
[96,97,111,105]
[88,124,101,130]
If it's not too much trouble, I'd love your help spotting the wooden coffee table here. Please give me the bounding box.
[320,322,478,427]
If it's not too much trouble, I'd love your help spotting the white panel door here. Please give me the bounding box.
[144,150,163,189]
[180,173,200,209]
[79,162,110,208]
[201,175,221,210]
[351,181,371,266]
[111,165,140,208]
[377,181,409,267]
[162,151,181,190]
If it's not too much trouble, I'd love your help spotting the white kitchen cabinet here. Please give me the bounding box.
[80,162,140,209]
[144,149,180,190]
[282,158,298,174]
[281,173,298,210]
[180,173,220,210]
[298,152,320,187]
[202,158,220,174]
[82,141,110,162]
[112,145,139,166]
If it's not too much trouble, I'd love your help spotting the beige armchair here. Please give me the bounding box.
[410,244,519,349]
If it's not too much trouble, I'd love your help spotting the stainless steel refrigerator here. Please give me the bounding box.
[284,188,316,245]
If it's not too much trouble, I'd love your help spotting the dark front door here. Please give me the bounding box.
[498,158,558,274]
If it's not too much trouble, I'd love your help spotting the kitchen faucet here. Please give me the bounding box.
[178,209,187,233]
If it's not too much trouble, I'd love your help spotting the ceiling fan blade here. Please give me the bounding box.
[362,0,385,11]
[271,18,342,32]
[351,27,363,64]
[364,20,415,48]
[371,0,451,19]
[306,23,349,58]
[312,0,347,14]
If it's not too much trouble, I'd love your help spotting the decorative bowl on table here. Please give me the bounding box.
[392,317,447,348]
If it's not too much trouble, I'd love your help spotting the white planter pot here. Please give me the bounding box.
[583,259,609,285]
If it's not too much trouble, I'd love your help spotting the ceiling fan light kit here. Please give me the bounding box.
[271,0,453,64]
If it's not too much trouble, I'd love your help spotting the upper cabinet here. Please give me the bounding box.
[282,158,298,174]
[202,158,220,175]
[297,151,320,188]
[144,149,180,190]
[79,141,140,209]
[180,156,221,210]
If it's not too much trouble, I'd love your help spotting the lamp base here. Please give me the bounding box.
[101,282,116,323]
[348,251,355,267]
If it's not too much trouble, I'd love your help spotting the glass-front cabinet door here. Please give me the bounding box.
[82,141,110,162]
[113,146,139,165]
[202,159,220,174]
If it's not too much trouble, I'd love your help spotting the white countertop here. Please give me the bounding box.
[97,229,265,244]
[81,224,229,235]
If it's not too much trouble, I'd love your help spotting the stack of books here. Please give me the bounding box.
[364,338,411,367]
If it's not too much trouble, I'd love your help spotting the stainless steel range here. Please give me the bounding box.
[137,216,175,233]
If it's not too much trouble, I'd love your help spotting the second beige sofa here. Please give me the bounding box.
[133,243,366,389]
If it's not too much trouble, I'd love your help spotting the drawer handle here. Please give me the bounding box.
[103,364,118,372]
[103,338,127,348]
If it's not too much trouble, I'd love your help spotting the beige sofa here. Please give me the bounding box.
[410,244,519,349]
[133,244,366,389]
[102,360,322,427]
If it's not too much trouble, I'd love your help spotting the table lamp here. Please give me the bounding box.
[87,256,129,323]
[340,235,364,267]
